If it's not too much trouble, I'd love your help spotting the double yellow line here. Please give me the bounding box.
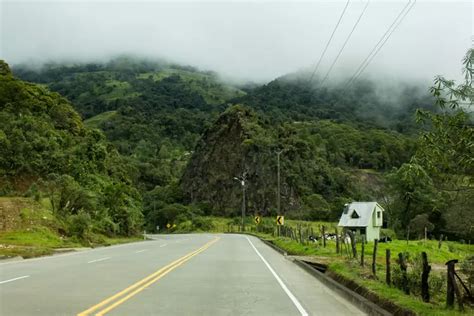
[78,237,220,316]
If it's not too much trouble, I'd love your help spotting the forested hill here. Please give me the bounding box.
[13,57,248,192]
[229,73,435,134]
[8,54,471,241]
[14,56,245,119]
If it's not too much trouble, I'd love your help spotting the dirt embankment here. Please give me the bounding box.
[0,197,40,231]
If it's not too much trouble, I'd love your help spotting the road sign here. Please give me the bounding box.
[166,223,171,229]
[254,216,261,225]
[276,215,284,226]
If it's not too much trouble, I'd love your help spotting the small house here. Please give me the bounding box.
[338,202,384,242]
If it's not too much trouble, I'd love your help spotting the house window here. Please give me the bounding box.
[377,211,381,219]
[351,211,360,219]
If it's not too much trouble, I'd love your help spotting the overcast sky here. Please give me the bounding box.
[1,0,472,83]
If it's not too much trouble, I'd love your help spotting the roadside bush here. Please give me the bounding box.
[380,228,397,239]
[192,216,214,231]
[24,183,41,201]
[392,251,445,300]
[67,211,92,239]
[93,216,119,237]
[460,255,474,292]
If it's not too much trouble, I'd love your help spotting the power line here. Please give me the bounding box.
[345,0,417,89]
[319,0,371,86]
[309,0,351,83]
[344,0,412,89]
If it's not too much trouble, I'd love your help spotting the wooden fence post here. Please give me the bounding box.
[398,252,409,294]
[298,225,302,244]
[386,249,391,285]
[322,225,326,248]
[446,259,463,310]
[360,235,365,267]
[336,228,340,254]
[372,239,378,277]
[348,231,357,258]
[421,252,431,302]
[438,234,444,249]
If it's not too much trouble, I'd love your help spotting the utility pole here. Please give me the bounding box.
[234,172,247,232]
[276,150,283,237]
[276,150,283,215]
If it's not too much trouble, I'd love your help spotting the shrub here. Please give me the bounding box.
[93,217,119,237]
[192,216,214,231]
[460,256,474,291]
[67,211,92,239]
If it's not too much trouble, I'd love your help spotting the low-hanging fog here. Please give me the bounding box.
[1,0,472,83]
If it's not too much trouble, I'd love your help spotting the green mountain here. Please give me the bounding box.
[181,105,414,219]
[14,57,247,192]
[14,56,245,119]
[11,54,468,240]
[230,73,435,133]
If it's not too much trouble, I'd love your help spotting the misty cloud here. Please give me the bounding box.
[1,0,472,82]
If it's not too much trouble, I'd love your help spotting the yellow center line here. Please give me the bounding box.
[77,237,220,316]
[95,238,219,315]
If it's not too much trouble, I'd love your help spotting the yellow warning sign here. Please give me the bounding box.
[166,223,171,229]
[276,216,284,226]
[254,216,261,225]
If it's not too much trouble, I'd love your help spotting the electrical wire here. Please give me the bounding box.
[319,0,371,86]
[345,0,417,89]
[309,0,350,83]
[344,0,412,88]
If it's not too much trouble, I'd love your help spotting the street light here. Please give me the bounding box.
[234,173,247,232]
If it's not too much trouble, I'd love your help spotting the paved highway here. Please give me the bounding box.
[0,234,366,315]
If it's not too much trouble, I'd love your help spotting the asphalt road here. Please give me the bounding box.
[0,234,366,316]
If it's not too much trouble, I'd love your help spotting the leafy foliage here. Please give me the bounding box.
[0,60,143,238]
[387,49,473,240]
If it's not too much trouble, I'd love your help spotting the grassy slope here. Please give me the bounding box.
[0,197,142,259]
[136,68,246,104]
[84,110,117,129]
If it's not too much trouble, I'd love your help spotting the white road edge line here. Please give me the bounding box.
[0,275,30,284]
[159,243,167,247]
[135,249,148,253]
[246,236,309,316]
[87,257,110,264]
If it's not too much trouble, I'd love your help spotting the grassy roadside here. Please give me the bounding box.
[0,227,144,259]
[250,232,473,316]
[0,197,145,260]
[167,216,473,315]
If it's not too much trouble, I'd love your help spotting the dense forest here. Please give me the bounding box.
[3,50,472,241]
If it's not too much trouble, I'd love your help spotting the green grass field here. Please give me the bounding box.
[136,68,246,104]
